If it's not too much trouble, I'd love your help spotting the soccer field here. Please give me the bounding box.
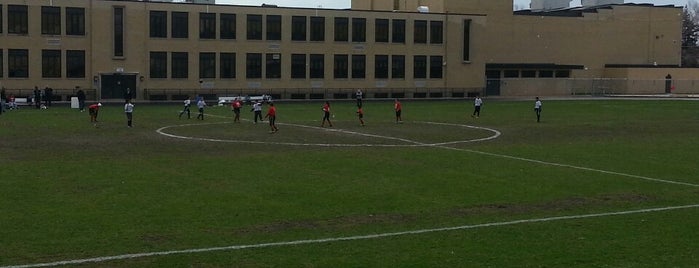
[1,99,698,267]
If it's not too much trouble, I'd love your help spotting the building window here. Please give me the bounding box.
[200,13,216,39]
[414,55,427,79]
[430,56,443,79]
[334,54,348,79]
[267,15,282,41]
[555,70,571,78]
[220,13,236,39]
[414,20,427,44]
[266,53,281,79]
[8,49,29,78]
[392,55,405,79]
[172,12,189,39]
[171,52,189,79]
[352,54,366,79]
[42,50,61,78]
[375,19,389,43]
[539,70,554,78]
[220,53,236,79]
[291,54,306,79]
[430,21,443,44]
[463,20,471,62]
[310,54,324,79]
[521,70,536,78]
[66,8,86,36]
[334,17,349,42]
[292,16,307,41]
[0,6,3,34]
[113,7,125,57]
[0,50,3,78]
[8,5,28,35]
[200,52,216,79]
[150,11,167,38]
[352,18,366,43]
[310,17,325,41]
[375,55,389,79]
[66,50,85,78]
[504,70,519,78]
[247,15,262,40]
[246,53,262,79]
[150,52,167,78]
[42,6,61,35]
[392,19,405,43]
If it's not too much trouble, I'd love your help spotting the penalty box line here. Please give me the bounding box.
[4,204,699,268]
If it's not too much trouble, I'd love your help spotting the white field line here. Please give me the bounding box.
[4,204,698,268]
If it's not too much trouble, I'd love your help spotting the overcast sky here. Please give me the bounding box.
[216,0,690,9]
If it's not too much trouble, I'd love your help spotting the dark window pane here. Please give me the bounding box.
[247,15,262,40]
[66,8,86,36]
[333,54,348,79]
[172,52,189,78]
[504,70,519,78]
[430,56,443,79]
[392,19,405,43]
[150,11,167,38]
[539,70,554,78]
[414,20,427,44]
[220,53,236,79]
[199,52,216,79]
[172,12,189,39]
[310,17,325,41]
[200,13,216,39]
[150,52,168,78]
[430,21,443,44]
[9,49,29,78]
[292,16,307,41]
[66,50,86,78]
[555,70,571,78]
[42,6,61,35]
[334,17,348,42]
[521,70,536,78]
[413,55,427,79]
[114,7,124,57]
[291,54,306,79]
[246,53,262,79]
[352,18,366,42]
[375,19,389,43]
[375,55,389,79]
[266,53,281,79]
[8,5,28,35]
[310,54,324,79]
[42,50,61,78]
[0,50,3,78]
[220,13,236,39]
[463,20,471,62]
[351,54,366,79]
[266,15,282,41]
[392,55,405,79]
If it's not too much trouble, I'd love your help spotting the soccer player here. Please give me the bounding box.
[356,89,363,108]
[321,101,333,127]
[252,101,263,123]
[265,102,279,133]
[179,97,191,119]
[394,99,402,123]
[89,103,102,124]
[231,97,242,123]
[196,98,206,120]
[124,99,134,127]
[472,96,482,118]
[357,106,365,126]
[534,97,542,123]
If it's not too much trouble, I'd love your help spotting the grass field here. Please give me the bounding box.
[1,98,698,267]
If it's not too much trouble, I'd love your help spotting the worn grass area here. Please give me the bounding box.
[1,99,698,267]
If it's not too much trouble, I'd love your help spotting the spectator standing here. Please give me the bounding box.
[76,89,86,112]
[33,87,42,109]
[0,88,6,114]
[44,86,54,107]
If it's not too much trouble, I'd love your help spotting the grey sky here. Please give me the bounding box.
[216,0,690,9]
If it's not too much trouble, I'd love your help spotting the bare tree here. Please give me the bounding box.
[682,0,699,66]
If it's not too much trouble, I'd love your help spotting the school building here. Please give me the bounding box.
[0,0,695,102]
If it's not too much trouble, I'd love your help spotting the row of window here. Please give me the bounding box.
[0,49,86,79]
[149,52,445,80]
[149,10,444,44]
[0,5,86,36]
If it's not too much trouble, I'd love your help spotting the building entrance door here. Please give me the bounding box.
[100,73,137,100]
[485,70,501,96]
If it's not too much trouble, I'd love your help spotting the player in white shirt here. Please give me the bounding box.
[472,96,483,118]
[179,97,191,119]
[534,97,542,123]
[124,100,134,127]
